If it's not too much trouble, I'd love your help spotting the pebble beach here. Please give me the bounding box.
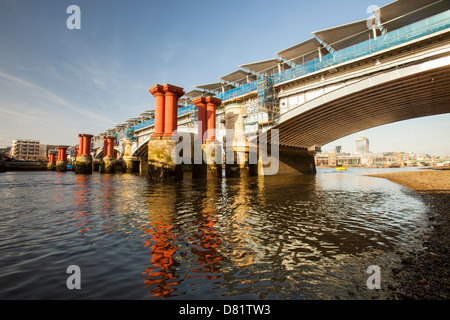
[369,169,450,299]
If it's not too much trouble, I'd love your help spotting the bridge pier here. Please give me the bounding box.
[223,103,258,178]
[147,139,183,181]
[74,134,93,174]
[101,136,116,173]
[122,156,139,173]
[139,156,148,175]
[47,151,56,171]
[258,145,316,176]
[55,146,68,172]
[147,83,185,182]
[190,96,223,180]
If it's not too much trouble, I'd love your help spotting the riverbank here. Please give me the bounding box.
[369,170,450,299]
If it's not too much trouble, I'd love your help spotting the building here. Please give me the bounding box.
[40,144,59,160]
[355,137,369,154]
[10,139,40,160]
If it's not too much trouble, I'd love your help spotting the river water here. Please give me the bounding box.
[0,167,429,299]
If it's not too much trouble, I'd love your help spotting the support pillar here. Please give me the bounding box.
[193,97,207,141]
[205,97,221,141]
[74,134,93,174]
[147,84,185,182]
[147,139,183,181]
[47,152,56,171]
[223,103,256,178]
[149,84,165,139]
[121,138,138,173]
[56,146,68,172]
[101,136,116,173]
[163,84,185,138]
[139,156,148,175]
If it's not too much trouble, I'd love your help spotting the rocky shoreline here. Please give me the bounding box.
[369,170,450,299]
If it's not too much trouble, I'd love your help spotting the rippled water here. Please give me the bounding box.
[0,168,428,299]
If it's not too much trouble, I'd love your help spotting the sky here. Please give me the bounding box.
[0,0,449,156]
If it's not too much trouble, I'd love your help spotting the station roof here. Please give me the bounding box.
[195,82,235,93]
[312,19,377,51]
[276,38,330,64]
[312,0,449,51]
[239,58,290,73]
[184,89,206,98]
[220,69,257,83]
[379,0,450,32]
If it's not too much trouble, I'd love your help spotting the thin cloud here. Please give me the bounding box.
[0,71,115,127]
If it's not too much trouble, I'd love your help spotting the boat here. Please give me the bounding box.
[336,166,347,171]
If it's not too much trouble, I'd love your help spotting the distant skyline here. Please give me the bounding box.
[1,0,449,156]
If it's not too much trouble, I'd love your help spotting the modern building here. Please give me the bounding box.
[10,139,40,160]
[355,137,369,154]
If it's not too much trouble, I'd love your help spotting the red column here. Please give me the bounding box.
[48,153,55,164]
[82,134,93,156]
[61,147,68,161]
[149,84,165,138]
[78,134,85,156]
[193,97,207,141]
[106,136,116,157]
[164,90,175,137]
[163,84,184,137]
[102,136,108,157]
[57,147,68,161]
[205,97,221,141]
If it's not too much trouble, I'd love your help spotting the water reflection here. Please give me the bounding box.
[142,183,180,297]
[0,168,428,299]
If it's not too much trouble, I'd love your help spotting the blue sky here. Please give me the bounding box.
[0,0,449,156]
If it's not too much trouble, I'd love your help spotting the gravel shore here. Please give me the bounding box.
[369,170,450,299]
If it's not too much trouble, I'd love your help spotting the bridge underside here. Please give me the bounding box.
[274,63,450,148]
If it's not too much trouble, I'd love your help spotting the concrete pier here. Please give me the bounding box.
[223,103,257,178]
[47,151,56,171]
[147,139,183,181]
[55,146,68,172]
[101,136,116,173]
[147,83,185,181]
[74,134,93,174]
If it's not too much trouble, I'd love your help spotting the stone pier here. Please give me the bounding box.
[74,134,93,174]
[191,96,223,179]
[147,83,185,182]
[223,103,257,178]
[101,136,116,173]
[47,151,56,171]
[55,146,68,172]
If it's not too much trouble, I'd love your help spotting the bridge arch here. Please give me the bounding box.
[132,138,149,157]
[273,54,450,149]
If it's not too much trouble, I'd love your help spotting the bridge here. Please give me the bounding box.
[53,0,450,179]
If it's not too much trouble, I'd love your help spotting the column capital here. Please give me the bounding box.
[149,84,165,97]
[192,96,207,106]
[205,96,222,107]
[163,84,185,98]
